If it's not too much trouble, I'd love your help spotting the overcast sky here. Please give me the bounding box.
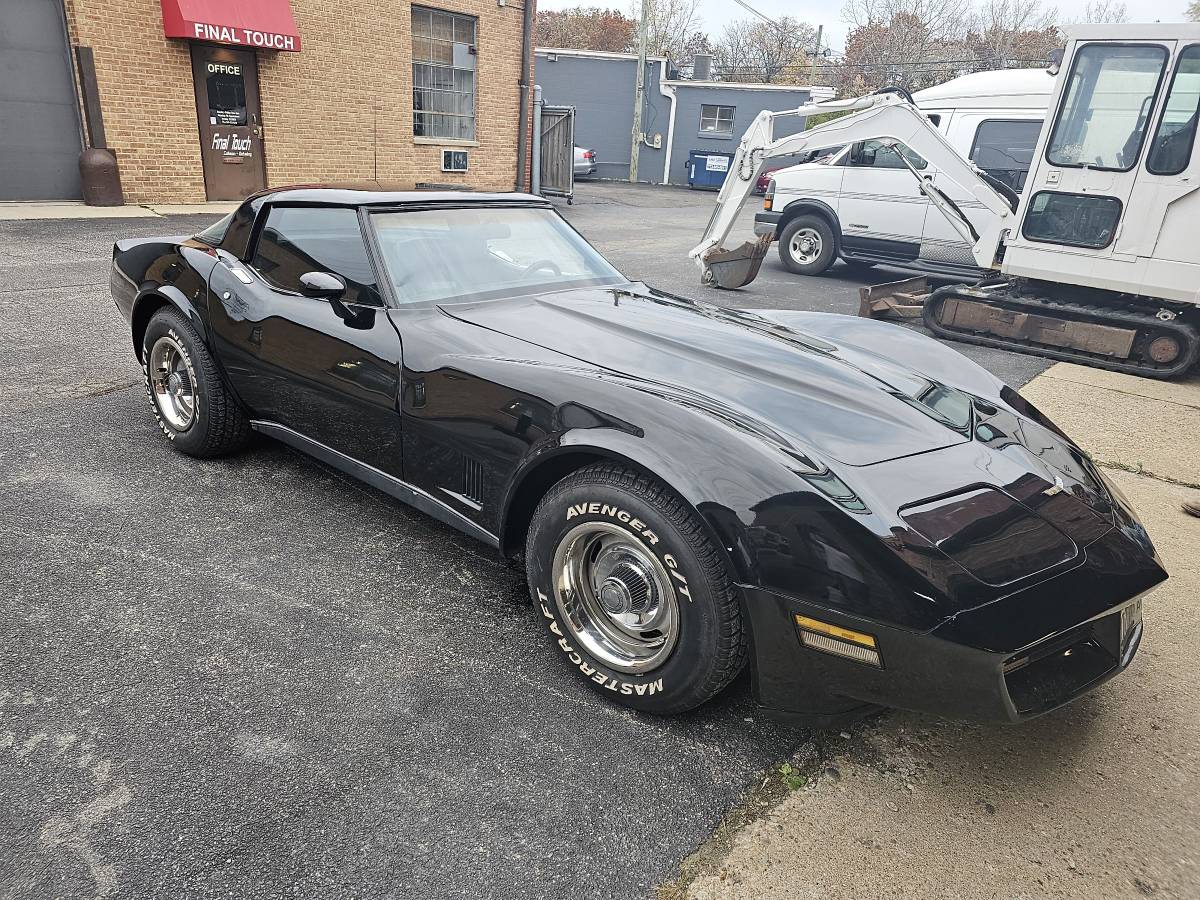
[537,0,1193,52]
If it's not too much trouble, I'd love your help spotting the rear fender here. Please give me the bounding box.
[131,285,207,362]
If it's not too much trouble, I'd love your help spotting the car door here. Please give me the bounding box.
[836,140,929,263]
[206,204,405,475]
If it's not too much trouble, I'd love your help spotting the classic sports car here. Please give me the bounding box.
[110,185,1166,725]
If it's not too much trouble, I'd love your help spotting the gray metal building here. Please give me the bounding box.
[534,48,830,186]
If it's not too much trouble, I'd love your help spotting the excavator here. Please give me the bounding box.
[690,24,1200,378]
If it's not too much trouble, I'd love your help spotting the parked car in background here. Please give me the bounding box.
[755,147,843,194]
[107,184,1163,725]
[755,68,1055,277]
[574,146,597,177]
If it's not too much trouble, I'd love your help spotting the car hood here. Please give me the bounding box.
[441,285,994,467]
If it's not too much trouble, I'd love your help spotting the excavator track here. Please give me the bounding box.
[923,281,1200,380]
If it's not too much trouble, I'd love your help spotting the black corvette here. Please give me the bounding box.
[110,185,1166,725]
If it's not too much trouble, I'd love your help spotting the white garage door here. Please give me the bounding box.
[0,0,82,200]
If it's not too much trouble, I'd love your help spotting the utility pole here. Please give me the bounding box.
[810,24,823,83]
[630,0,650,183]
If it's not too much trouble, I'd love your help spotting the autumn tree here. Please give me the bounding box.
[536,7,636,52]
[713,16,818,83]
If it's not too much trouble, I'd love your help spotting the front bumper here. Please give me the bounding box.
[743,527,1162,725]
[754,211,781,238]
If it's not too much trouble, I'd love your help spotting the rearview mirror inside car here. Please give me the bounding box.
[299,271,346,299]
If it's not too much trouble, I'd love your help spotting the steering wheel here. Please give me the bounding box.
[521,259,562,280]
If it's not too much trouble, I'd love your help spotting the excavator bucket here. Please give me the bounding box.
[701,234,773,290]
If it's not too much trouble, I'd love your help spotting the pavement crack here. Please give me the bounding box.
[1044,373,1200,412]
[1093,458,1200,491]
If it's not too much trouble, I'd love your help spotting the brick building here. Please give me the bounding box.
[2,0,534,203]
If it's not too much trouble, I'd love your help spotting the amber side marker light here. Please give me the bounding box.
[794,614,883,667]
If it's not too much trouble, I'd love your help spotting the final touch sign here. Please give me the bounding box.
[191,22,298,51]
[160,0,303,52]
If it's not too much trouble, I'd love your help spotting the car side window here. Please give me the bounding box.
[850,140,927,170]
[970,119,1042,192]
[250,206,382,305]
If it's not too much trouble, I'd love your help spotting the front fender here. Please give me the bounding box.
[491,364,904,604]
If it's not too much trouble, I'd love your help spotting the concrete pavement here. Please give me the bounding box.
[0,201,238,220]
[668,365,1200,900]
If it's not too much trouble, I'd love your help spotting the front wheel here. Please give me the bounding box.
[525,464,747,714]
[778,215,837,276]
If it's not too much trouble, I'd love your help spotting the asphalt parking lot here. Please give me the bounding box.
[1,182,1052,899]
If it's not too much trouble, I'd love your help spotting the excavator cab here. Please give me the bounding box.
[1002,28,1200,304]
[691,24,1200,377]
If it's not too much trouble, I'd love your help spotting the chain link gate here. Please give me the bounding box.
[538,104,575,202]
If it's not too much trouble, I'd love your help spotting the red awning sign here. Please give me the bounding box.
[161,0,302,51]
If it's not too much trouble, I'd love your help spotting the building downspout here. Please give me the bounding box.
[514,0,536,191]
[531,85,543,194]
[657,59,677,185]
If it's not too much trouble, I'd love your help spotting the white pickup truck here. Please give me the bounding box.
[755,68,1053,277]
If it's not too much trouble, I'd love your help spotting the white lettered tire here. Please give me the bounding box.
[525,463,748,714]
[142,307,250,458]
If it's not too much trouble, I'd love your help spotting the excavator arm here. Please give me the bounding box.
[690,92,1018,289]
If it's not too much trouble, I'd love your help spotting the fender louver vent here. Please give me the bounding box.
[462,457,484,505]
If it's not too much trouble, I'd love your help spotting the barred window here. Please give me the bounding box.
[412,7,477,141]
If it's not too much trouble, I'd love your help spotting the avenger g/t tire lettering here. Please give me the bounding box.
[525,463,748,714]
[142,307,251,458]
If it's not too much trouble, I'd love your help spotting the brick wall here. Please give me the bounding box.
[64,0,532,203]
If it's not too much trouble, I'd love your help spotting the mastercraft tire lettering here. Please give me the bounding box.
[525,463,747,714]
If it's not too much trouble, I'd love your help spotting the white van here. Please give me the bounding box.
[754,68,1055,277]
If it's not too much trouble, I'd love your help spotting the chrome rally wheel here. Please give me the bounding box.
[141,307,250,458]
[552,522,679,674]
[525,463,748,714]
[148,334,197,432]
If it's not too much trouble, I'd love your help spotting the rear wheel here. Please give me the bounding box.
[525,463,747,714]
[778,215,837,276]
[142,307,251,457]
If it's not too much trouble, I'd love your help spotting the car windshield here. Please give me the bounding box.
[371,206,626,305]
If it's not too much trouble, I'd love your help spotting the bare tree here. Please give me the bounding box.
[837,0,976,92]
[1075,0,1129,23]
[967,0,1059,69]
[628,0,705,60]
[713,16,818,83]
